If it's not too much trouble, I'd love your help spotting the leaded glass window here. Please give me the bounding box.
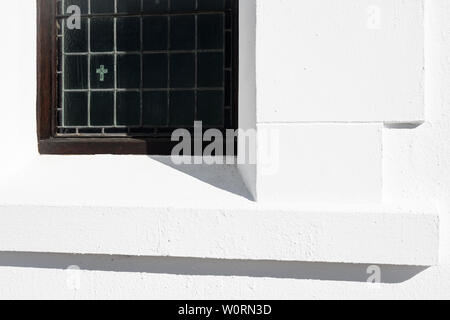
[47,0,237,150]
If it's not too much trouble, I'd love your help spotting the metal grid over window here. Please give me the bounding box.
[55,0,236,138]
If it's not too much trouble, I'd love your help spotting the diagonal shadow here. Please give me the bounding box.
[0,252,427,284]
[149,156,255,201]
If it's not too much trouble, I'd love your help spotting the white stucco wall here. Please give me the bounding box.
[0,0,449,299]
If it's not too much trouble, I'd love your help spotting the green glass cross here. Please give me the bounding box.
[96,65,108,82]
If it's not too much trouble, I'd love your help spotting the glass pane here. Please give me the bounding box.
[64,92,88,126]
[172,0,196,11]
[225,70,231,106]
[117,92,141,125]
[64,18,88,53]
[117,17,141,52]
[64,55,88,89]
[64,0,88,14]
[143,0,169,13]
[143,16,169,51]
[198,14,224,49]
[170,53,195,88]
[90,55,114,89]
[117,0,141,13]
[90,91,114,126]
[57,0,236,136]
[197,91,224,126]
[170,15,195,50]
[198,0,225,10]
[91,17,114,52]
[117,54,141,88]
[170,91,195,126]
[91,0,115,14]
[225,31,232,68]
[143,54,168,88]
[143,91,168,125]
[198,52,224,87]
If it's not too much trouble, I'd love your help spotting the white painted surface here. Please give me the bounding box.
[0,204,438,267]
[0,0,449,299]
[0,0,36,177]
[0,156,253,208]
[237,0,257,199]
[256,123,382,204]
[256,0,424,123]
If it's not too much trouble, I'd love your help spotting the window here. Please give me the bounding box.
[37,0,238,154]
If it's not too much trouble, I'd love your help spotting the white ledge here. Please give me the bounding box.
[0,203,439,266]
[0,156,440,266]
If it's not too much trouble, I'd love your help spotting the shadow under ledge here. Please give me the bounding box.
[0,251,428,284]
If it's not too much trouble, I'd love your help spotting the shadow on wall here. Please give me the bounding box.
[150,156,255,201]
[0,252,427,284]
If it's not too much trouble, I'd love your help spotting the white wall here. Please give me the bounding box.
[256,0,424,123]
[0,0,449,299]
[237,0,257,199]
[0,0,37,181]
[252,0,423,204]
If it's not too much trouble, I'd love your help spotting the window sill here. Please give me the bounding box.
[38,138,179,155]
[0,155,439,266]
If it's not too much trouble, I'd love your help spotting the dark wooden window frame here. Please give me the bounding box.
[37,0,239,155]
